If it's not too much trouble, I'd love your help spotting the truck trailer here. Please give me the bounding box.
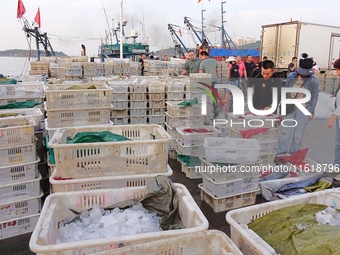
[261,21,340,75]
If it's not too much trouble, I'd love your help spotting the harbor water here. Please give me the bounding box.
[0,56,31,77]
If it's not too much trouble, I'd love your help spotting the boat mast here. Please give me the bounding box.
[119,0,123,59]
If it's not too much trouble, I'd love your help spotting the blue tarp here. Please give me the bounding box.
[210,48,260,57]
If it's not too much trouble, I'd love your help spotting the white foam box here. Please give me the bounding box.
[0,158,40,185]
[98,230,243,255]
[176,126,221,147]
[225,189,340,255]
[203,137,261,165]
[0,117,36,149]
[44,83,112,109]
[48,124,171,178]
[202,173,260,198]
[29,184,209,255]
[50,165,173,193]
[199,184,258,213]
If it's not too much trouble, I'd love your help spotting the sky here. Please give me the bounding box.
[1,0,340,57]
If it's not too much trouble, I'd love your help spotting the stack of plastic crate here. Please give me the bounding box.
[218,61,229,84]
[226,112,280,165]
[58,62,83,81]
[148,81,166,125]
[0,116,42,240]
[83,63,96,78]
[107,79,130,125]
[199,137,262,212]
[166,78,186,102]
[130,82,148,124]
[47,124,173,193]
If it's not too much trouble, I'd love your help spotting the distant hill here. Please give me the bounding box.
[0,49,68,58]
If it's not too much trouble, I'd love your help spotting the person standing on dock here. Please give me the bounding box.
[181,50,201,75]
[138,53,147,76]
[326,58,340,165]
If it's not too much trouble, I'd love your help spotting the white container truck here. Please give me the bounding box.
[261,21,340,75]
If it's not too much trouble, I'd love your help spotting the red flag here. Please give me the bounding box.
[17,0,26,19]
[290,17,292,22]
[179,28,182,37]
[198,0,202,3]
[34,7,41,27]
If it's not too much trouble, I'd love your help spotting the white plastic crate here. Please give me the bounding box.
[0,83,44,99]
[48,124,171,178]
[259,140,277,153]
[149,100,166,108]
[45,118,113,140]
[110,109,129,118]
[50,164,173,193]
[106,82,129,93]
[165,112,206,127]
[199,184,258,213]
[169,148,177,160]
[130,84,147,93]
[111,116,129,125]
[225,189,340,255]
[0,193,42,222]
[130,116,148,124]
[45,106,111,128]
[169,139,178,150]
[176,141,205,157]
[0,213,40,240]
[147,83,166,92]
[130,108,148,116]
[176,126,221,147]
[148,93,166,100]
[184,91,203,100]
[227,113,280,130]
[166,101,202,116]
[0,158,39,185]
[104,230,243,255]
[199,157,261,182]
[130,100,148,109]
[0,143,36,167]
[260,175,314,201]
[0,174,42,204]
[149,107,166,115]
[203,137,261,164]
[258,152,276,165]
[0,117,36,148]
[0,108,44,131]
[44,84,112,109]
[166,83,185,92]
[111,92,129,101]
[29,184,209,255]
[111,100,129,109]
[167,91,185,101]
[228,127,279,142]
[181,162,202,179]
[165,123,177,139]
[129,93,147,101]
[148,115,165,124]
[202,173,260,198]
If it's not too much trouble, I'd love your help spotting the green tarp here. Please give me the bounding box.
[66,131,130,144]
[0,101,42,109]
[248,204,340,255]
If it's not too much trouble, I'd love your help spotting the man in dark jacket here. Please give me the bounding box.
[248,60,282,111]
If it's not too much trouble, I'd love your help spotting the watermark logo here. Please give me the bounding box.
[200,84,312,116]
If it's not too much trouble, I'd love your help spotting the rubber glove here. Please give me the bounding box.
[304,177,333,192]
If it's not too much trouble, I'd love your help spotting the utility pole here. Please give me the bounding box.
[119,0,123,59]
[221,1,226,48]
